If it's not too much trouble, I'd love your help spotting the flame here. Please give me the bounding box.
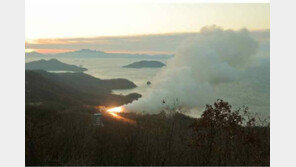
[106,106,136,125]
[107,106,123,113]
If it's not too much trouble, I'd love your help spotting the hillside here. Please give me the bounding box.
[122,60,166,68]
[26,59,87,72]
[25,70,141,106]
[26,100,269,166]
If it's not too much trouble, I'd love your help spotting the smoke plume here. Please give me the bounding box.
[125,26,270,117]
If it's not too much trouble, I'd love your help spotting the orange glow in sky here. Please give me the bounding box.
[25,1,269,54]
[25,49,75,54]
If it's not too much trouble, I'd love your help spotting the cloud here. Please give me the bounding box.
[125,26,269,117]
[25,30,269,54]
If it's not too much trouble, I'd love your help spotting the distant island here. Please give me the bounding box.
[122,60,166,68]
[25,49,174,59]
[25,59,87,72]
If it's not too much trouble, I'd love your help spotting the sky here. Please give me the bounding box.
[25,1,270,53]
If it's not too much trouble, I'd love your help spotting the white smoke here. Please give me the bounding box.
[125,26,270,117]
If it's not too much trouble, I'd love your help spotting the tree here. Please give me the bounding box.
[190,99,267,166]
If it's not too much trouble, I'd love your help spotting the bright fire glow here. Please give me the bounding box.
[107,106,123,113]
[105,106,136,125]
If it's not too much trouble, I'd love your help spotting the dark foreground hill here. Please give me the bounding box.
[26,100,269,166]
[26,59,87,72]
[25,70,141,106]
[122,60,166,68]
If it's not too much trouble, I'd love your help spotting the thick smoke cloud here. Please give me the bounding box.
[125,26,270,117]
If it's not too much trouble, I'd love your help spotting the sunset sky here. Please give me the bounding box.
[25,1,270,54]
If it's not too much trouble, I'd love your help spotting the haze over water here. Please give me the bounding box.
[25,57,167,96]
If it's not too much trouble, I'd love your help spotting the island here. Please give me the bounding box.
[25,59,87,72]
[122,60,165,68]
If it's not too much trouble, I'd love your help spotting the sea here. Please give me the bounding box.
[25,57,168,96]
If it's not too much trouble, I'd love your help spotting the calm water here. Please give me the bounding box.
[25,57,167,96]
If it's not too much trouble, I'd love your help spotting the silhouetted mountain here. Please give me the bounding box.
[25,51,45,57]
[123,60,166,68]
[26,59,87,72]
[26,70,141,106]
[26,49,174,59]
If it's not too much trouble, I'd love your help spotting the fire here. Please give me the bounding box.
[107,106,123,113]
[97,105,136,125]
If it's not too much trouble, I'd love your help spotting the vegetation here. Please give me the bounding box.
[25,59,88,72]
[26,70,141,106]
[25,100,269,166]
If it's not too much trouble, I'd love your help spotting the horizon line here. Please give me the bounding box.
[25,48,174,55]
[26,28,270,44]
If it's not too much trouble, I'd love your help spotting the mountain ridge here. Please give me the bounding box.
[25,70,141,106]
[26,59,87,72]
[26,49,174,59]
